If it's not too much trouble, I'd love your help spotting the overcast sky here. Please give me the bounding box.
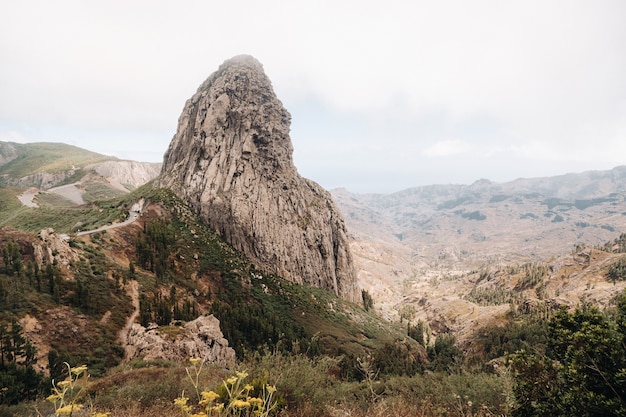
[1,1,625,193]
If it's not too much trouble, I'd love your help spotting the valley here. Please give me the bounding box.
[1,55,625,416]
[333,168,626,331]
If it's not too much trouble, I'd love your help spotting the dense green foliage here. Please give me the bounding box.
[135,219,176,281]
[464,285,512,306]
[467,319,549,368]
[509,295,626,416]
[0,318,44,405]
[608,256,626,283]
[0,231,132,400]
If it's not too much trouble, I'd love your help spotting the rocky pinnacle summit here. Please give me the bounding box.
[158,55,359,302]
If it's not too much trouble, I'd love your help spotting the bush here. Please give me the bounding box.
[608,256,626,283]
[509,294,626,416]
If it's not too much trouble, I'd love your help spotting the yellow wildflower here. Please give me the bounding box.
[189,357,201,366]
[201,391,220,402]
[244,384,254,391]
[70,365,88,376]
[225,376,238,385]
[56,380,72,389]
[174,396,192,413]
[212,403,225,412]
[248,397,264,408]
[91,412,111,417]
[231,399,251,408]
[56,404,84,415]
[266,385,277,394]
[190,413,207,417]
[236,370,249,379]
[174,396,189,406]
[46,393,61,402]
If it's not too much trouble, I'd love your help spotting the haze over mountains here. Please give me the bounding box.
[334,166,626,266]
[3,138,626,273]
[2,52,626,416]
[328,166,626,326]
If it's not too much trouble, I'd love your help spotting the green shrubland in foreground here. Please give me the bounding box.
[2,290,624,417]
[1,188,626,416]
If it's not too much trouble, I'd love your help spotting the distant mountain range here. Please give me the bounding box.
[2,139,625,348]
[333,166,626,267]
[331,166,626,325]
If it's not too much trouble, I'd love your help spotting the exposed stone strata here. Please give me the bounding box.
[158,55,358,302]
[125,315,235,365]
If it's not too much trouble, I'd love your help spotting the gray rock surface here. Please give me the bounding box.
[125,315,235,365]
[87,160,162,190]
[158,55,358,302]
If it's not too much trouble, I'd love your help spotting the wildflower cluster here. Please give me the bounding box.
[45,363,110,417]
[175,358,279,417]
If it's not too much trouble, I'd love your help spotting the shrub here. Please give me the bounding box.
[607,256,626,283]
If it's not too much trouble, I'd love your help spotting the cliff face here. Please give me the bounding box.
[158,55,358,302]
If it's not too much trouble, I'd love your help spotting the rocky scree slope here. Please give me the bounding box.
[157,55,358,302]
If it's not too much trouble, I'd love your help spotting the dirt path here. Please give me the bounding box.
[17,187,40,208]
[76,211,139,236]
[119,280,140,358]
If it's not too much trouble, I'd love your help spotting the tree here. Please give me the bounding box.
[361,289,374,311]
[607,256,626,284]
[0,318,44,404]
[428,333,461,372]
[408,319,428,347]
[1,241,21,276]
[510,294,626,416]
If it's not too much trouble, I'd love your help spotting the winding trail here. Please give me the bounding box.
[76,211,140,236]
[119,280,140,358]
[17,188,40,208]
[16,188,145,357]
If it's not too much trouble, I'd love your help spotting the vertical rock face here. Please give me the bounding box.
[158,55,359,302]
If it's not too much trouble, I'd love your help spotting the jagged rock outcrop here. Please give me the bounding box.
[157,55,358,302]
[125,315,235,365]
[36,228,79,267]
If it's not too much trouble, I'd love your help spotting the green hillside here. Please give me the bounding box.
[0,141,116,179]
[1,178,625,416]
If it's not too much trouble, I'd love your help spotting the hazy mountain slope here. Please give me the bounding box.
[0,140,161,188]
[0,141,115,186]
[0,142,161,222]
[333,166,626,329]
[335,166,626,267]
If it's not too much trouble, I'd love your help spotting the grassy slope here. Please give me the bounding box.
[129,187,417,360]
[3,184,626,416]
[0,141,116,178]
[2,182,419,375]
[0,191,127,233]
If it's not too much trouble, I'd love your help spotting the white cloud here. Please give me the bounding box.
[0,0,625,192]
[422,140,472,157]
[0,130,29,143]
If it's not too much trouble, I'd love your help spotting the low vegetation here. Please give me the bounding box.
[1,183,626,416]
[0,142,114,181]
